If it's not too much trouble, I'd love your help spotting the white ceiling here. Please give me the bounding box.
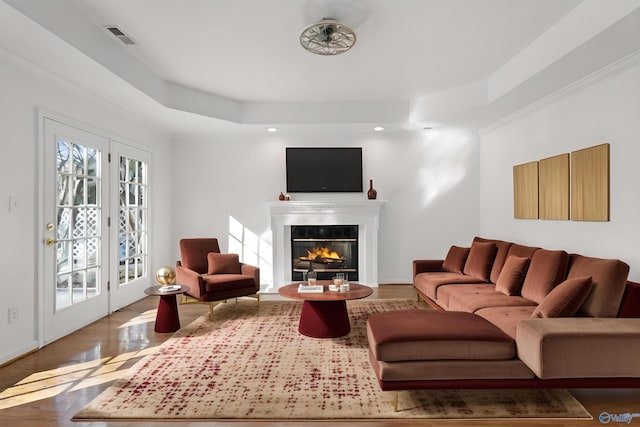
[2,0,640,135]
[65,0,580,103]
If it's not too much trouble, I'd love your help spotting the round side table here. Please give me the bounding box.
[144,285,190,333]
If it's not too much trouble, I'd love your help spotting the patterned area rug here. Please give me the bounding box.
[73,299,591,420]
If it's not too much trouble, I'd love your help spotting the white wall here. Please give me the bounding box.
[480,60,640,280]
[171,127,481,287]
[0,58,172,364]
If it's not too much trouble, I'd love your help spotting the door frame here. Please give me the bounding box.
[37,109,153,347]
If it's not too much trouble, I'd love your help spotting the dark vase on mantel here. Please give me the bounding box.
[367,179,377,200]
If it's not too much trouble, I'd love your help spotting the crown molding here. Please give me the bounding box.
[479,48,640,135]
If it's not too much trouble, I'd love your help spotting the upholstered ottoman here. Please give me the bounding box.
[366,310,535,397]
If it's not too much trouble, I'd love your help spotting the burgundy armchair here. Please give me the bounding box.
[176,238,260,320]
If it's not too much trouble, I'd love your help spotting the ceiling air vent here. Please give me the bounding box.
[105,26,136,45]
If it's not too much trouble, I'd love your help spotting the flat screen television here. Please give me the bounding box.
[286,147,363,193]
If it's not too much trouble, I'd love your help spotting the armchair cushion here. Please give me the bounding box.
[180,238,221,273]
[442,246,470,274]
[202,274,256,293]
[207,253,242,274]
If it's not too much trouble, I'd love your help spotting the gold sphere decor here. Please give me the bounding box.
[156,266,176,285]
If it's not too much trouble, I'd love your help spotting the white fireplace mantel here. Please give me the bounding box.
[269,200,385,292]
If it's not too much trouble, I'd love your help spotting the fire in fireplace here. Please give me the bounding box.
[291,225,358,281]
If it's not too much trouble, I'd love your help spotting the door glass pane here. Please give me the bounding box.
[57,208,71,240]
[73,239,86,269]
[57,175,71,206]
[57,140,71,174]
[72,270,85,304]
[87,268,98,298]
[87,147,98,177]
[56,274,71,310]
[73,177,86,205]
[130,208,139,232]
[55,138,102,311]
[128,183,136,206]
[87,178,97,205]
[118,156,149,285]
[87,238,98,267]
[86,207,98,237]
[72,144,85,175]
[56,240,71,274]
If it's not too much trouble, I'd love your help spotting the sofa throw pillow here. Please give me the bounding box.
[207,253,242,275]
[463,241,498,282]
[531,276,593,318]
[442,246,470,274]
[520,249,570,304]
[495,255,530,296]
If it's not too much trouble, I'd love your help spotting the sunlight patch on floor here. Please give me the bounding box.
[0,346,160,409]
[118,308,157,328]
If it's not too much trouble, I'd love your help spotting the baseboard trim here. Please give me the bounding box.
[0,341,39,367]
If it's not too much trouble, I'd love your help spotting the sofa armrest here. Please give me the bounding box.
[516,318,640,379]
[413,260,445,278]
[176,261,206,300]
[240,263,260,292]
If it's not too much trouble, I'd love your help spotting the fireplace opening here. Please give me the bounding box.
[291,225,358,282]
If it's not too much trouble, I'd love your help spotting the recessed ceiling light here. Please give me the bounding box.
[374,126,384,132]
[267,127,278,132]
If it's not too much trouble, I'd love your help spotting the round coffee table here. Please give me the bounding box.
[278,281,373,338]
[144,285,190,333]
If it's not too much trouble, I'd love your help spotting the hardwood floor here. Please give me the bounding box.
[0,284,637,427]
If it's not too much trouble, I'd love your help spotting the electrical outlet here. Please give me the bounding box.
[8,307,18,323]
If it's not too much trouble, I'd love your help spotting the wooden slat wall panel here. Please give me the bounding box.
[539,153,569,220]
[571,143,610,221]
[513,161,539,219]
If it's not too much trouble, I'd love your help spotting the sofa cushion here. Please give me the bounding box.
[473,237,514,283]
[202,273,255,292]
[444,284,537,313]
[531,277,593,318]
[463,241,498,282]
[618,281,640,317]
[207,253,242,274]
[475,306,537,339]
[506,243,539,259]
[414,272,485,301]
[520,249,569,304]
[495,255,530,296]
[367,310,515,362]
[516,318,640,378]
[566,254,630,317]
[442,246,470,274]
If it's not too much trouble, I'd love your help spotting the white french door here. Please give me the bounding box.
[43,118,110,344]
[42,118,151,344]
[109,142,151,311]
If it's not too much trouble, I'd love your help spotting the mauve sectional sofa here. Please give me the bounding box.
[367,236,640,393]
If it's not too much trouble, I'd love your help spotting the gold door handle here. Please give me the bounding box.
[45,238,56,246]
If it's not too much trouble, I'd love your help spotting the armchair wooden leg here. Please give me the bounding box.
[393,391,399,412]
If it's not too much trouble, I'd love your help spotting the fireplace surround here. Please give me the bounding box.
[269,200,384,292]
